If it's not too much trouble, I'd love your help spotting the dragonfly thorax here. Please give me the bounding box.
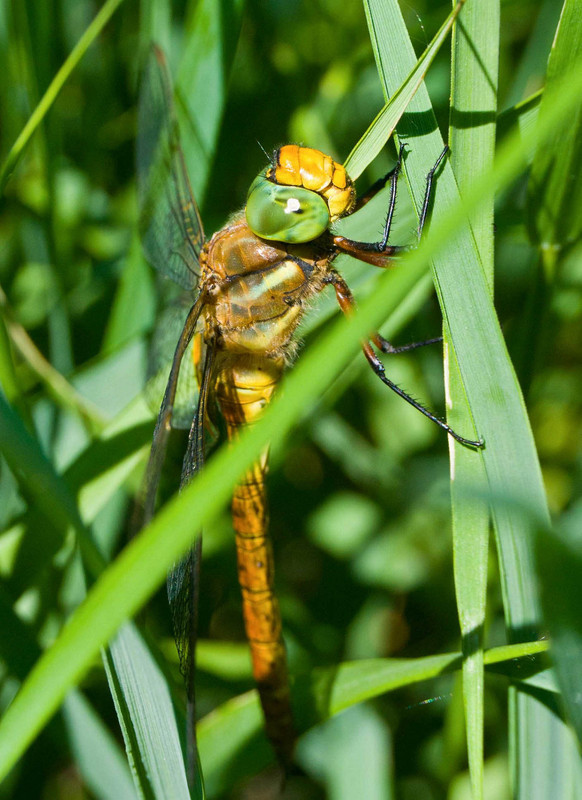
[201,214,327,360]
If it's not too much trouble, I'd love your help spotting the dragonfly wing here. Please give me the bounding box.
[167,339,216,768]
[134,294,207,531]
[145,294,203,430]
[137,45,204,291]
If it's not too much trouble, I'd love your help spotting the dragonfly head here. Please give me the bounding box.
[246,171,330,243]
[246,145,356,244]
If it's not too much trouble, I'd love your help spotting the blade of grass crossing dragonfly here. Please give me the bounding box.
[448,2,498,798]
[1,54,582,784]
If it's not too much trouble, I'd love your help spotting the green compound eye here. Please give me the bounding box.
[246,173,330,243]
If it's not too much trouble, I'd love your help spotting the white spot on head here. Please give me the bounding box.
[284,197,301,214]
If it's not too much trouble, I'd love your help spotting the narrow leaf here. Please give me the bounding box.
[448,1,499,797]
[103,623,197,800]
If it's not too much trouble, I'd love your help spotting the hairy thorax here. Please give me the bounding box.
[200,213,330,360]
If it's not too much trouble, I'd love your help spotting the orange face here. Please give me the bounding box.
[267,145,356,222]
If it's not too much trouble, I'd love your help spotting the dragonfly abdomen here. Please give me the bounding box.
[214,356,295,763]
[233,462,294,763]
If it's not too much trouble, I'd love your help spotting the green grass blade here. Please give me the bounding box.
[197,640,549,792]
[344,0,466,179]
[0,393,104,578]
[0,0,126,194]
[447,1,499,797]
[103,624,197,800]
[362,1,577,798]
[176,0,246,203]
[527,0,582,250]
[0,43,581,784]
[523,4,582,794]
[312,641,548,718]
[62,691,138,800]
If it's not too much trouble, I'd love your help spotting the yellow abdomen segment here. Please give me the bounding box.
[214,354,295,763]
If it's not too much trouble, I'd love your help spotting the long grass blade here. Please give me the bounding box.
[447,1,499,797]
[104,624,198,800]
[362,1,575,798]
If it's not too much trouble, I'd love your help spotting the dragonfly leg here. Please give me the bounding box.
[331,145,449,267]
[353,142,407,211]
[362,342,483,448]
[325,272,483,449]
[331,143,406,265]
[374,332,443,354]
[417,145,448,239]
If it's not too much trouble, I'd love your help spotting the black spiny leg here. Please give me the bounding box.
[354,142,407,211]
[332,143,407,263]
[325,272,483,449]
[338,145,450,355]
[332,144,450,267]
[417,145,448,239]
[362,342,483,448]
[372,146,450,354]
[374,333,443,355]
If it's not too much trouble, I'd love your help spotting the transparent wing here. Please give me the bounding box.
[167,339,216,737]
[137,45,204,291]
[134,294,206,531]
[145,293,203,430]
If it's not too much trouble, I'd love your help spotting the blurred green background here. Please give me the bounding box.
[1,0,581,798]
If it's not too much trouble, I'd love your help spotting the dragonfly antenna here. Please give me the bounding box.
[256,139,273,165]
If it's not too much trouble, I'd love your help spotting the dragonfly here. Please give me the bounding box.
[135,45,483,773]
